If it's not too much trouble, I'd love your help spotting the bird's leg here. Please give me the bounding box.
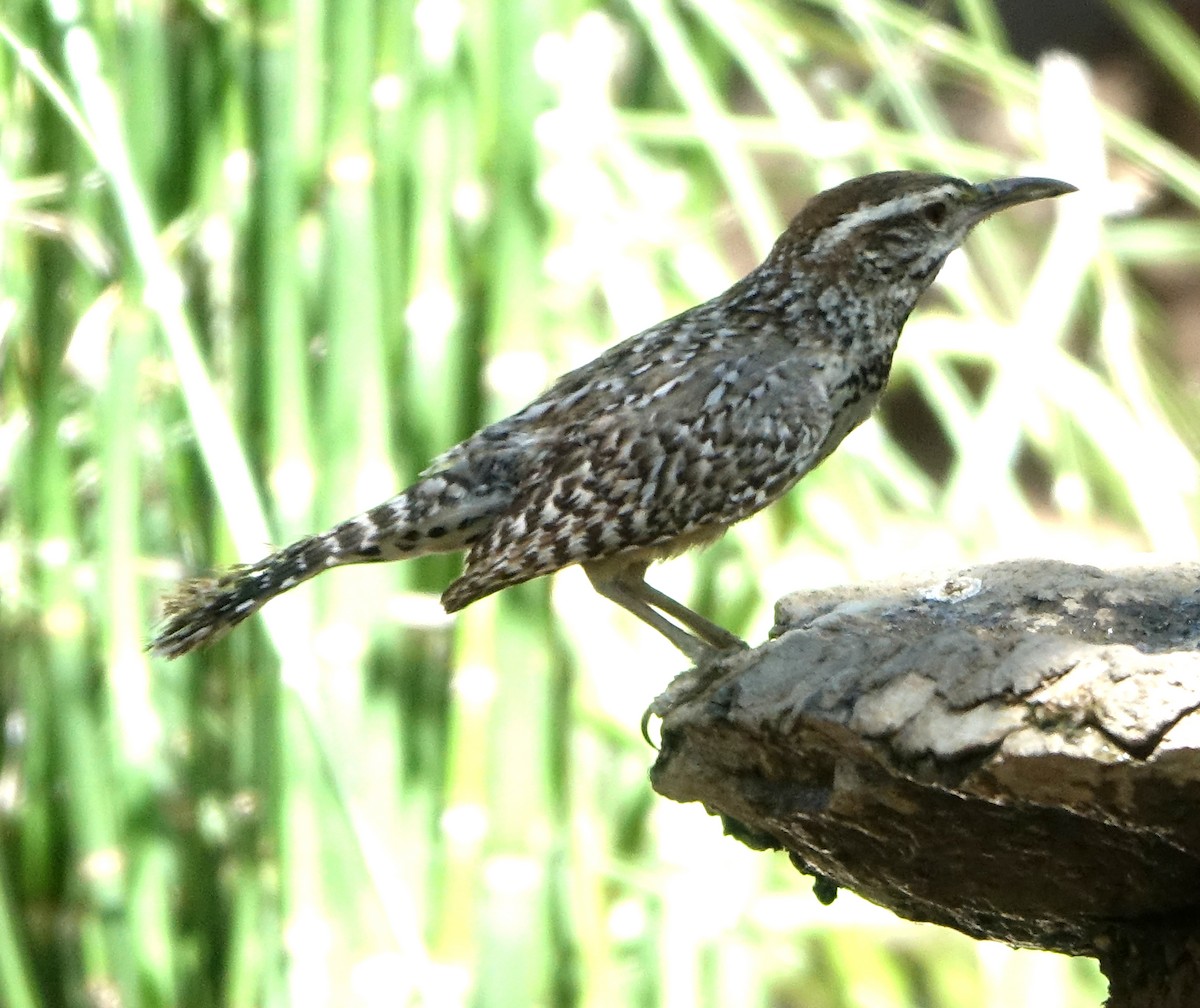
[633,579,748,653]
[584,560,747,662]
[585,565,712,662]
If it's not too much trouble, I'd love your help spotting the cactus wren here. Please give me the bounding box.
[151,170,1074,661]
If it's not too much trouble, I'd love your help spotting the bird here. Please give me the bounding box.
[150,170,1075,662]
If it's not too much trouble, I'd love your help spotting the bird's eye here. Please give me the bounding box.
[922,201,948,227]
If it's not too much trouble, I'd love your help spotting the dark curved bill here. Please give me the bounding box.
[974,176,1077,215]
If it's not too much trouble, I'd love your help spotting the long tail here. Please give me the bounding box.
[149,533,353,658]
[149,471,511,659]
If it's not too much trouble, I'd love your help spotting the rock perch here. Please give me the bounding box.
[649,559,1200,1008]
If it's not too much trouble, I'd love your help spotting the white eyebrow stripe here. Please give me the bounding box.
[808,183,961,257]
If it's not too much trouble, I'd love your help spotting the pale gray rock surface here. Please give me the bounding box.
[649,560,1200,1007]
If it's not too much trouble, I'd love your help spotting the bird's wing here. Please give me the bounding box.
[441,357,833,611]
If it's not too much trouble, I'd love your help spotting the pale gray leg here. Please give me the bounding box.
[634,579,748,653]
[584,560,747,662]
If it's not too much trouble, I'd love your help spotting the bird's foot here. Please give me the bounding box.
[640,643,750,747]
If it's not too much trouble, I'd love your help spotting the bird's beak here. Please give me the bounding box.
[973,177,1077,216]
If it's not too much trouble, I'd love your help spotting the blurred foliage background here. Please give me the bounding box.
[3,0,1200,1004]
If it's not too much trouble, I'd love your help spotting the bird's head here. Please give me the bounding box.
[775,170,1075,285]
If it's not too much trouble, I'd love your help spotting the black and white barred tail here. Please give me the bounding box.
[149,468,512,658]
